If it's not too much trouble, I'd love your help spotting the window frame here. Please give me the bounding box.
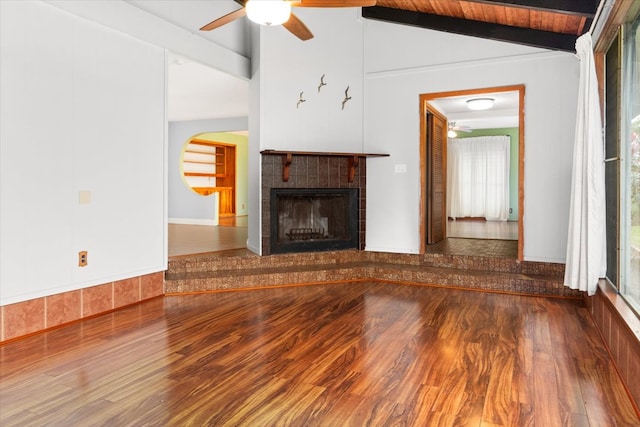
[598,2,640,318]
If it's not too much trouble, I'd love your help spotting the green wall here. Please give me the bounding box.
[457,127,519,221]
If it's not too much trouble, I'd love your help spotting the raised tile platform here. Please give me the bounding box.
[165,243,582,299]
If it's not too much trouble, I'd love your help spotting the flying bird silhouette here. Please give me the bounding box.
[297,91,306,109]
[341,86,351,110]
[318,74,327,93]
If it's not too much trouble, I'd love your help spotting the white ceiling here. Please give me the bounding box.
[129,0,251,57]
[168,53,249,122]
[429,91,520,131]
[128,0,250,122]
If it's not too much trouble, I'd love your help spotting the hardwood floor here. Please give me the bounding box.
[1,282,637,426]
[448,219,518,241]
[168,219,248,257]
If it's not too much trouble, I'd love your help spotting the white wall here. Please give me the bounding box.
[247,8,367,254]
[49,0,250,80]
[28,2,578,264]
[258,8,365,152]
[363,21,579,262]
[0,1,166,305]
[247,11,579,263]
[247,25,263,255]
[168,118,249,225]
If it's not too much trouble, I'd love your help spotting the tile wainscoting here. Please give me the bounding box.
[0,272,164,343]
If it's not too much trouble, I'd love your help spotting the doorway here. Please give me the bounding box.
[169,131,249,257]
[167,52,249,257]
[419,85,525,261]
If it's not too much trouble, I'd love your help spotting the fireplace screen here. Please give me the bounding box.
[270,188,358,253]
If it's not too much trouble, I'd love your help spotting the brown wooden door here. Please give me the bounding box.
[426,108,447,244]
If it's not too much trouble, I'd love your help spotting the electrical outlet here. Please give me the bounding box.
[509,208,513,213]
[78,251,88,267]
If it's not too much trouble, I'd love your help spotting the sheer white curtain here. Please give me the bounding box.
[564,33,606,296]
[447,135,510,221]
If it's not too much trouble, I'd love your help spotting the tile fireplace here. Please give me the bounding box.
[261,151,383,255]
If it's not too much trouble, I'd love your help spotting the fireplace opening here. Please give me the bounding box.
[270,188,359,254]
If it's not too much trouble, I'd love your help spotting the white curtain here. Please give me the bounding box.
[564,33,607,296]
[447,135,510,221]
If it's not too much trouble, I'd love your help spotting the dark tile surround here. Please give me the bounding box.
[261,154,366,255]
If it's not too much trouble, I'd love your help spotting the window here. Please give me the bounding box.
[605,10,640,314]
[604,33,620,289]
[621,14,640,311]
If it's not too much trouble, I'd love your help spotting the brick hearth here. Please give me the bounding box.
[165,246,582,299]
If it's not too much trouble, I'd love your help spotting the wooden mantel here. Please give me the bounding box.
[260,150,389,182]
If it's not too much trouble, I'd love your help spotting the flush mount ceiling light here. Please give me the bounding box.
[466,97,495,111]
[246,0,292,26]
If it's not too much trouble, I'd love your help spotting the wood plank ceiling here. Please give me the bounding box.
[362,0,602,52]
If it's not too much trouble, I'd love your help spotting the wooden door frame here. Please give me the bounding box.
[419,84,525,261]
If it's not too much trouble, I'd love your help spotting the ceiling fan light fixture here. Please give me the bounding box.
[447,129,457,138]
[246,0,292,26]
[466,97,494,111]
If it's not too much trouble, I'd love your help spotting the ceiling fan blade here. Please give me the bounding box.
[291,0,376,6]
[282,13,314,41]
[200,8,247,31]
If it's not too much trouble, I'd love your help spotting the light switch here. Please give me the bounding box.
[394,164,407,173]
[79,190,91,204]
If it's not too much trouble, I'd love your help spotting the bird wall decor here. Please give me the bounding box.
[341,86,351,110]
[297,91,306,109]
[317,74,327,93]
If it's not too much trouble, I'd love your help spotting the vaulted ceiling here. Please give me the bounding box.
[156,0,603,121]
[362,0,601,52]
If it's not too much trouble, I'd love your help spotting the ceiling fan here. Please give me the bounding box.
[200,0,377,41]
[448,122,472,138]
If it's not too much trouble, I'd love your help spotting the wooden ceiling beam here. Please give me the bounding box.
[362,6,578,52]
[462,0,600,17]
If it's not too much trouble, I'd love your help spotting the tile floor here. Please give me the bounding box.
[426,237,517,258]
